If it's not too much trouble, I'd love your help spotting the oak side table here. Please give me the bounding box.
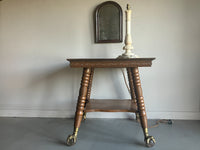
[66,58,156,147]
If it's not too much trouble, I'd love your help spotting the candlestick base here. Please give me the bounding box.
[117,52,139,59]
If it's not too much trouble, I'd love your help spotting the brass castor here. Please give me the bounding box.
[66,134,77,146]
[145,136,156,147]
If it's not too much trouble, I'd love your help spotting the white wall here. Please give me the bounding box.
[0,0,200,120]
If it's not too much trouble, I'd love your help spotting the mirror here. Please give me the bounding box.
[94,1,123,43]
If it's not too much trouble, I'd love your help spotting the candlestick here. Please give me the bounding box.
[118,4,138,59]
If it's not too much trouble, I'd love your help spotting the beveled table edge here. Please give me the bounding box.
[67,58,155,68]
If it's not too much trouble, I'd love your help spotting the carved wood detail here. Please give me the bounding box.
[126,68,136,103]
[67,58,155,68]
[86,68,94,102]
[74,68,91,128]
[132,67,148,131]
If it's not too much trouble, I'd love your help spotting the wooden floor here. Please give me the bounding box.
[0,118,199,150]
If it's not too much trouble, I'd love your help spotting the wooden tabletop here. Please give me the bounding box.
[67,58,155,68]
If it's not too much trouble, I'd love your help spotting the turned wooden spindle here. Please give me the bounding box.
[86,68,94,101]
[132,67,148,134]
[126,68,137,103]
[74,68,91,128]
[127,67,140,121]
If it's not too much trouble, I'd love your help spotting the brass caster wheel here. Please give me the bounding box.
[66,134,77,146]
[145,136,156,147]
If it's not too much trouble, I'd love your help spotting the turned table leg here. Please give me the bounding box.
[66,68,91,146]
[132,67,156,147]
[83,68,94,120]
[126,68,140,122]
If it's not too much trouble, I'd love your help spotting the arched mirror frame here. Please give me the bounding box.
[94,1,123,43]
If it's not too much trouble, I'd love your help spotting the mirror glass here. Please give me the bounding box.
[95,1,122,43]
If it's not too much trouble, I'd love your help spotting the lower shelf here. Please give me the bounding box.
[85,99,137,112]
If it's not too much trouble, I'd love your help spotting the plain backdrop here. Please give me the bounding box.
[0,0,200,119]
